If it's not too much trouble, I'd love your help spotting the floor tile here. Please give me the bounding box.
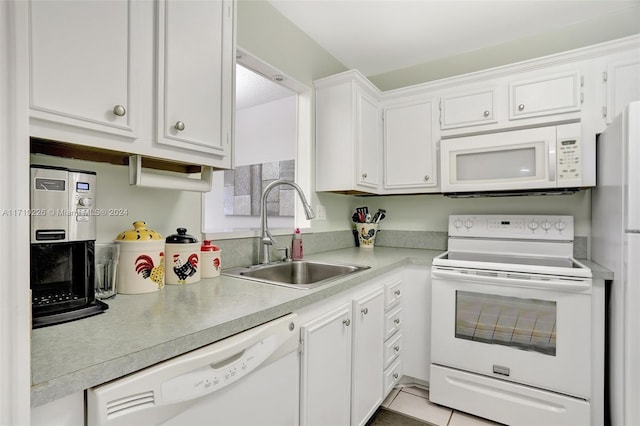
[388,391,452,426]
[401,386,429,399]
[381,388,401,408]
[448,411,503,426]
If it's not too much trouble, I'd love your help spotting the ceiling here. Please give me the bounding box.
[268,0,639,76]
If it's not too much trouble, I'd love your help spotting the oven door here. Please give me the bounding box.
[440,126,557,193]
[431,266,592,398]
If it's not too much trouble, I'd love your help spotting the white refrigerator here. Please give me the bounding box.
[592,100,640,426]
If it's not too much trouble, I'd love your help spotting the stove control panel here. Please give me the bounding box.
[449,215,574,240]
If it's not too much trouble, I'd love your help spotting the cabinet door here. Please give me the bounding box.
[606,58,640,124]
[356,89,381,190]
[351,288,384,426]
[156,0,233,164]
[383,99,437,191]
[29,0,138,138]
[509,71,581,120]
[440,88,497,130]
[300,303,352,426]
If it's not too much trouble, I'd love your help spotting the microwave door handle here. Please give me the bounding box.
[548,140,556,182]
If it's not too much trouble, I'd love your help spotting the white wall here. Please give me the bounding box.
[203,95,297,232]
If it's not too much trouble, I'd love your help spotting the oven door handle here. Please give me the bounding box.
[432,268,591,292]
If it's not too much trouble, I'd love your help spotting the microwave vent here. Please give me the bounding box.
[444,188,580,198]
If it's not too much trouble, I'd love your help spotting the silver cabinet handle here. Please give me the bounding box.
[395,289,401,296]
[361,307,368,315]
[424,175,430,182]
[175,121,185,131]
[343,319,351,326]
[112,105,126,117]
[518,104,525,111]
[393,373,399,379]
[394,318,400,325]
[362,173,368,179]
[394,345,400,352]
[483,110,490,117]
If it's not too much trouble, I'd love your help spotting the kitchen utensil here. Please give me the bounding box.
[165,228,201,285]
[114,221,165,294]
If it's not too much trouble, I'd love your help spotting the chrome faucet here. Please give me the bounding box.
[260,180,315,264]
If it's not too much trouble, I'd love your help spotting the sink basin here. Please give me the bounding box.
[222,260,370,289]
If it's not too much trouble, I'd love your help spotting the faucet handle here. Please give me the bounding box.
[277,247,291,262]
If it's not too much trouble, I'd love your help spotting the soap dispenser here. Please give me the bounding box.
[291,228,304,260]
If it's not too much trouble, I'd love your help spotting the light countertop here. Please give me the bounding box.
[31,247,439,407]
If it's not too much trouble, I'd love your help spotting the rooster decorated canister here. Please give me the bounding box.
[114,221,165,294]
[165,228,201,285]
[201,240,221,278]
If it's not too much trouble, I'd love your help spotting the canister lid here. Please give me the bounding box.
[166,228,198,244]
[201,240,220,251]
[115,221,163,241]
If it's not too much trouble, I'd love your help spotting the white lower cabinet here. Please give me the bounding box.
[300,302,353,426]
[351,288,385,426]
[298,270,404,426]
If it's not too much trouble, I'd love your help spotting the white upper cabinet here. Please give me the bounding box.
[315,70,381,194]
[27,0,235,169]
[440,88,497,130]
[383,96,438,193]
[29,0,138,138]
[509,71,582,120]
[604,57,640,124]
[156,0,233,164]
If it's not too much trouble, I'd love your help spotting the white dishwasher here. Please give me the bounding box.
[87,313,300,426]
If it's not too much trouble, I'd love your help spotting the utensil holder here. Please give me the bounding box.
[357,223,378,248]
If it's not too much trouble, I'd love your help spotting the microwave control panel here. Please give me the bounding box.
[557,136,581,185]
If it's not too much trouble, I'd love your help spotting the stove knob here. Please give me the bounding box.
[453,219,463,229]
[541,221,552,231]
[464,219,473,230]
[528,221,539,231]
[555,221,566,231]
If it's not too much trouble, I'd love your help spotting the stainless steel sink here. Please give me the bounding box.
[222,260,370,289]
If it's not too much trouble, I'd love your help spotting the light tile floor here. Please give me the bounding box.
[380,386,504,426]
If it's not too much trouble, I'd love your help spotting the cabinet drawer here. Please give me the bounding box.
[509,71,581,120]
[384,332,403,368]
[384,359,402,396]
[384,307,402,340]
[440,88,497,129]
[384,279,402,310]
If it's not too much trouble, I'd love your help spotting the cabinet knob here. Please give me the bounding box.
[393,373,399,379]
[394,345,400,352]
[112,105,126,117]
[175,121,186,131]
[424,175,430,182]
[362,173,368,179]
[483,110,490,117]
[394,289,401,296]
[394,318,400,325]
[518,104,525,111]
[343,319,351,327]
[361,307,368,315]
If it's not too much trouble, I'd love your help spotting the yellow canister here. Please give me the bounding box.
[114,221,165,294]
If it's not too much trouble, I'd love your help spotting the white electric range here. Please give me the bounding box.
[429,215,603,426]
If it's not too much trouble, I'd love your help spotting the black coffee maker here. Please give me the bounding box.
[30,165,107,328]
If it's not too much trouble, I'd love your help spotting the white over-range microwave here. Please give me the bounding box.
[440,123,590,196]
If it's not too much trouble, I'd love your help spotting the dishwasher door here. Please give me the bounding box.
[87,314,300,426]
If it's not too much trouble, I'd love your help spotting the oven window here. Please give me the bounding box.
[456,291,556,356]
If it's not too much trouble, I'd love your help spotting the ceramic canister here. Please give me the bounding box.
[114,221,165,294]
[165,228,201,285]
[201,240,221,278]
